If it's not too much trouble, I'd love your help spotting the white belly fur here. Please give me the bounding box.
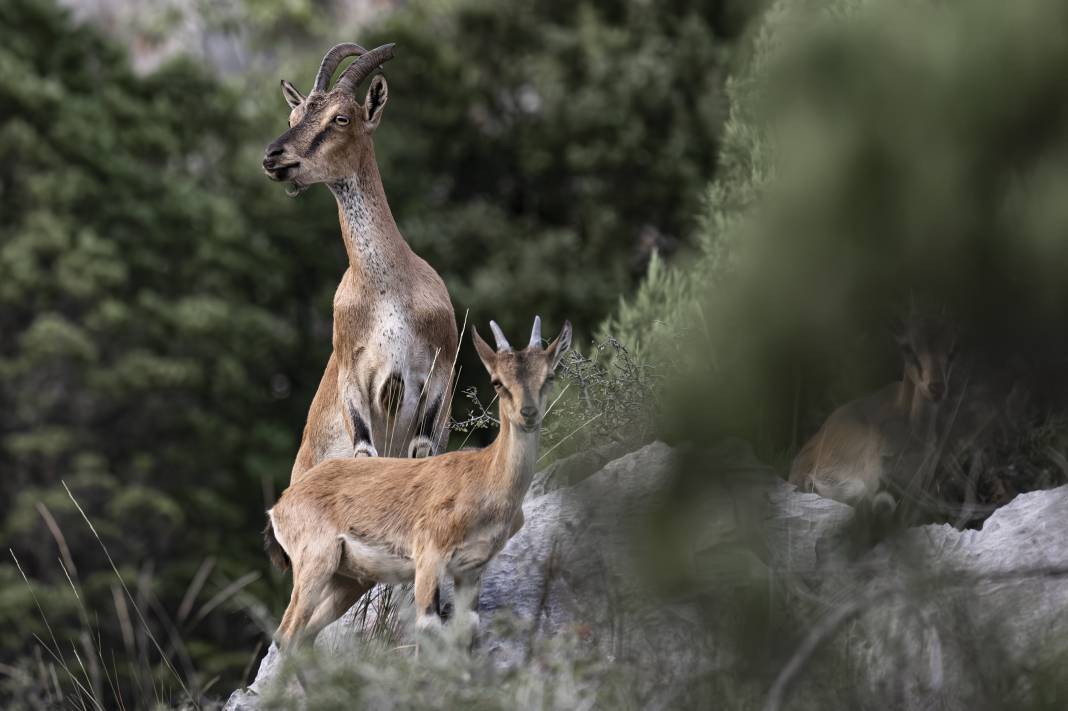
[339,534,415,584]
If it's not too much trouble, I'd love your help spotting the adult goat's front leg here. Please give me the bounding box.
[343,390,378,458]
[408,391,443,459]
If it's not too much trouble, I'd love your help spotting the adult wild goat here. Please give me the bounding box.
[263,43,458,478]
[264,317,572,647]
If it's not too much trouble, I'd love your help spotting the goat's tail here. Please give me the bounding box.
[264,514,290,571]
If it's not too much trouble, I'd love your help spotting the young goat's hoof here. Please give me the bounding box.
[455,610,479,629]
[415,613,444,634]
[354,442,379,458]
[408,436,434,459]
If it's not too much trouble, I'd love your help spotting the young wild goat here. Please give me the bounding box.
[264,317,572,647]
[789,314,958,511]
[263,43,458,478]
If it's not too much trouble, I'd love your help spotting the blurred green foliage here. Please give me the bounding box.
[0,0,345,700]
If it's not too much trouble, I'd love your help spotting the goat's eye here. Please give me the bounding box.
[491,379,502,390]
[334,115,350,126]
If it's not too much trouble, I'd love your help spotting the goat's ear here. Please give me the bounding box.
[281,79,305,109]
[472,326,497,375]
[545,321,572,371]
[363,75,389,128]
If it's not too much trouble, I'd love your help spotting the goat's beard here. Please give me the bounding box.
[286,180,309,197]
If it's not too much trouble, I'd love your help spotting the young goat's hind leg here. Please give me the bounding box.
[275,542,344,650]
[276,577,328,650]
[306,576,373,637]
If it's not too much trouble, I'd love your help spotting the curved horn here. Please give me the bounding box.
[529,315,542,348]
[335,43,396,94]
[313,43,369,93]
[489,321,512,352]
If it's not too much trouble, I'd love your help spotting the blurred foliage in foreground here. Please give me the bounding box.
[615,0,1068,456]
[0,0,754,705]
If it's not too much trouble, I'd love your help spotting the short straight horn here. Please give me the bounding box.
[313,43,369,93]
[489,321,512,352]
[529,316,542,348]
[335,43,397,94]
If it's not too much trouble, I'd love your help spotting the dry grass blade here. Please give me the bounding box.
[36,502,78,579]
[147,592,198,686]
[60,481,196,707]
[69,642,99,704]
[7,548,98,708]
[111,585,136,662]
[57,557,80,603]
[433,308,470,447]
[399,347,442,449]
[29,632,100,710]
[240,640,265,688]
[543,382,571,419]
[538,412,604,463]
[178,558,216,625]
[10,550,62,652]
[189,571,261,630]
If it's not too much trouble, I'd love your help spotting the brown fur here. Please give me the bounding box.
[267,320,572,648]
[790,315,958,506]
[264,47,458,477]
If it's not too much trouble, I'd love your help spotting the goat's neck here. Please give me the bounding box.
[896,373,937,439]
[328,147,409,285]
[484,414,540,506]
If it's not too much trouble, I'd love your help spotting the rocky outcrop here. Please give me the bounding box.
[226,440,1068,710]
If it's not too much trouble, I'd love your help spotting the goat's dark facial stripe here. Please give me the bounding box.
[307,124,333,154]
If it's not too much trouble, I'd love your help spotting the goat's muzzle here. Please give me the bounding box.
[263,141,301,181]
[263,157,300,182]
[519,407,540,432]
[926,381,947,402]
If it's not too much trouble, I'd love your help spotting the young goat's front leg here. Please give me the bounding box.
[453,571,482,629]
[413,553,444,632]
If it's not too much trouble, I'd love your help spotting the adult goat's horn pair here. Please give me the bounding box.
[311,42,396,94]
